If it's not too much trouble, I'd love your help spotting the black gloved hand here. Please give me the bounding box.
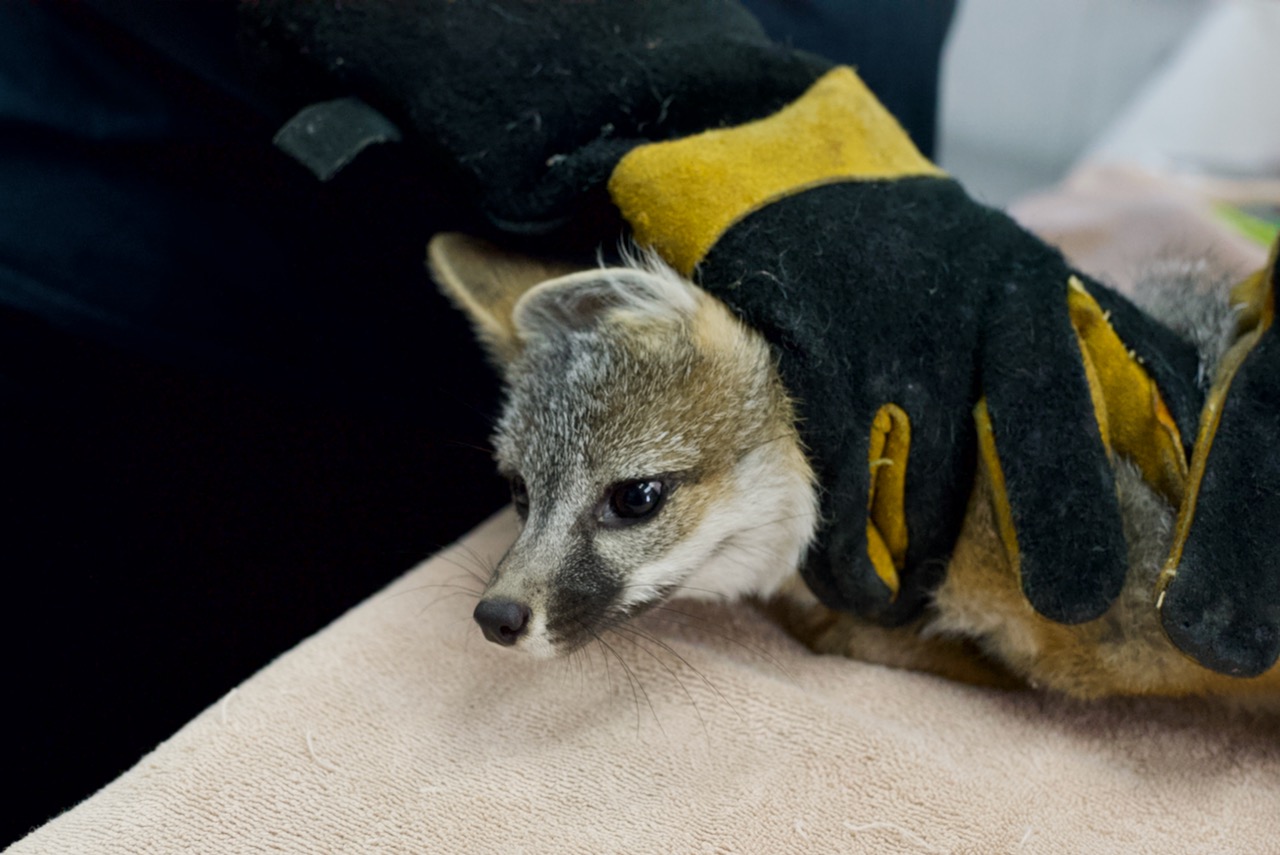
[605,67,1203,623]
[241,0,825,236]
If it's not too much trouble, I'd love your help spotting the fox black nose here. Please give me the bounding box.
[473,599,531,646]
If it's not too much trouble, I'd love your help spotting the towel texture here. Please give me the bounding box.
[11,505,1279,854]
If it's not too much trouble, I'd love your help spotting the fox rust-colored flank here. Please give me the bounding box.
[430,233,1280,706]
[770,461,1280,705]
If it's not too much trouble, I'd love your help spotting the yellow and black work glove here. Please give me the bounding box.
[608,68,1203,625]
[248,1,1280,672]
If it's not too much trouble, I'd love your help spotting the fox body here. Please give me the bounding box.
[431,233,1280,705]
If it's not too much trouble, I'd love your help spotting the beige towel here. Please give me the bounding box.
[10,506,1279,855]
[11,168,1280,854]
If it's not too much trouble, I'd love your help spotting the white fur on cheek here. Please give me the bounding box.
[616,446,818,609]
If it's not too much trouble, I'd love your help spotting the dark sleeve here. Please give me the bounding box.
[741,0,956,157]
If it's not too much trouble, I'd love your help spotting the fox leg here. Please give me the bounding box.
[764,580,1024,690]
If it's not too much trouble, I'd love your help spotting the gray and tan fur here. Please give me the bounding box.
[431,234,815,658]
[431,234,1280,704]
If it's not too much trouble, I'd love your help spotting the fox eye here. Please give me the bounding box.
[606,479,666,524]
[510,476,530,518]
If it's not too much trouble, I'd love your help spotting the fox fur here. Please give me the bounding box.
[430,233,1280,706]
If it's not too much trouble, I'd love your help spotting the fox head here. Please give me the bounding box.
[429,234,817,657]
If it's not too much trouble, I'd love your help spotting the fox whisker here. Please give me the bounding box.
[607,625,708,739]
[584,621,658,736]
[641,605,796,681]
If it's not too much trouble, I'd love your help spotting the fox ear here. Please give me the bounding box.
[428,232,583,365]
[514,259,700,340]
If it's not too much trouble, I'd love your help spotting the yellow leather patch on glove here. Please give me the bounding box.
[608,66,944,276]
[1066,277,1189,506]
[973,397,1021,578]
[866,403,910,598]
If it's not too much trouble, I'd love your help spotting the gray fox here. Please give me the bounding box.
[430,232,1280,705]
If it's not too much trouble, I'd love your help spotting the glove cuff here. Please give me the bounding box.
[608,66,943,276]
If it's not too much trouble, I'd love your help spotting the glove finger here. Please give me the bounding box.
[981,275,1130,624]
[1159,247,1280,677]
[801,400,963,625]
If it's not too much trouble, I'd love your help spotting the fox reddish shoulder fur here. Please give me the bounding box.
[430,233,1280,706]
